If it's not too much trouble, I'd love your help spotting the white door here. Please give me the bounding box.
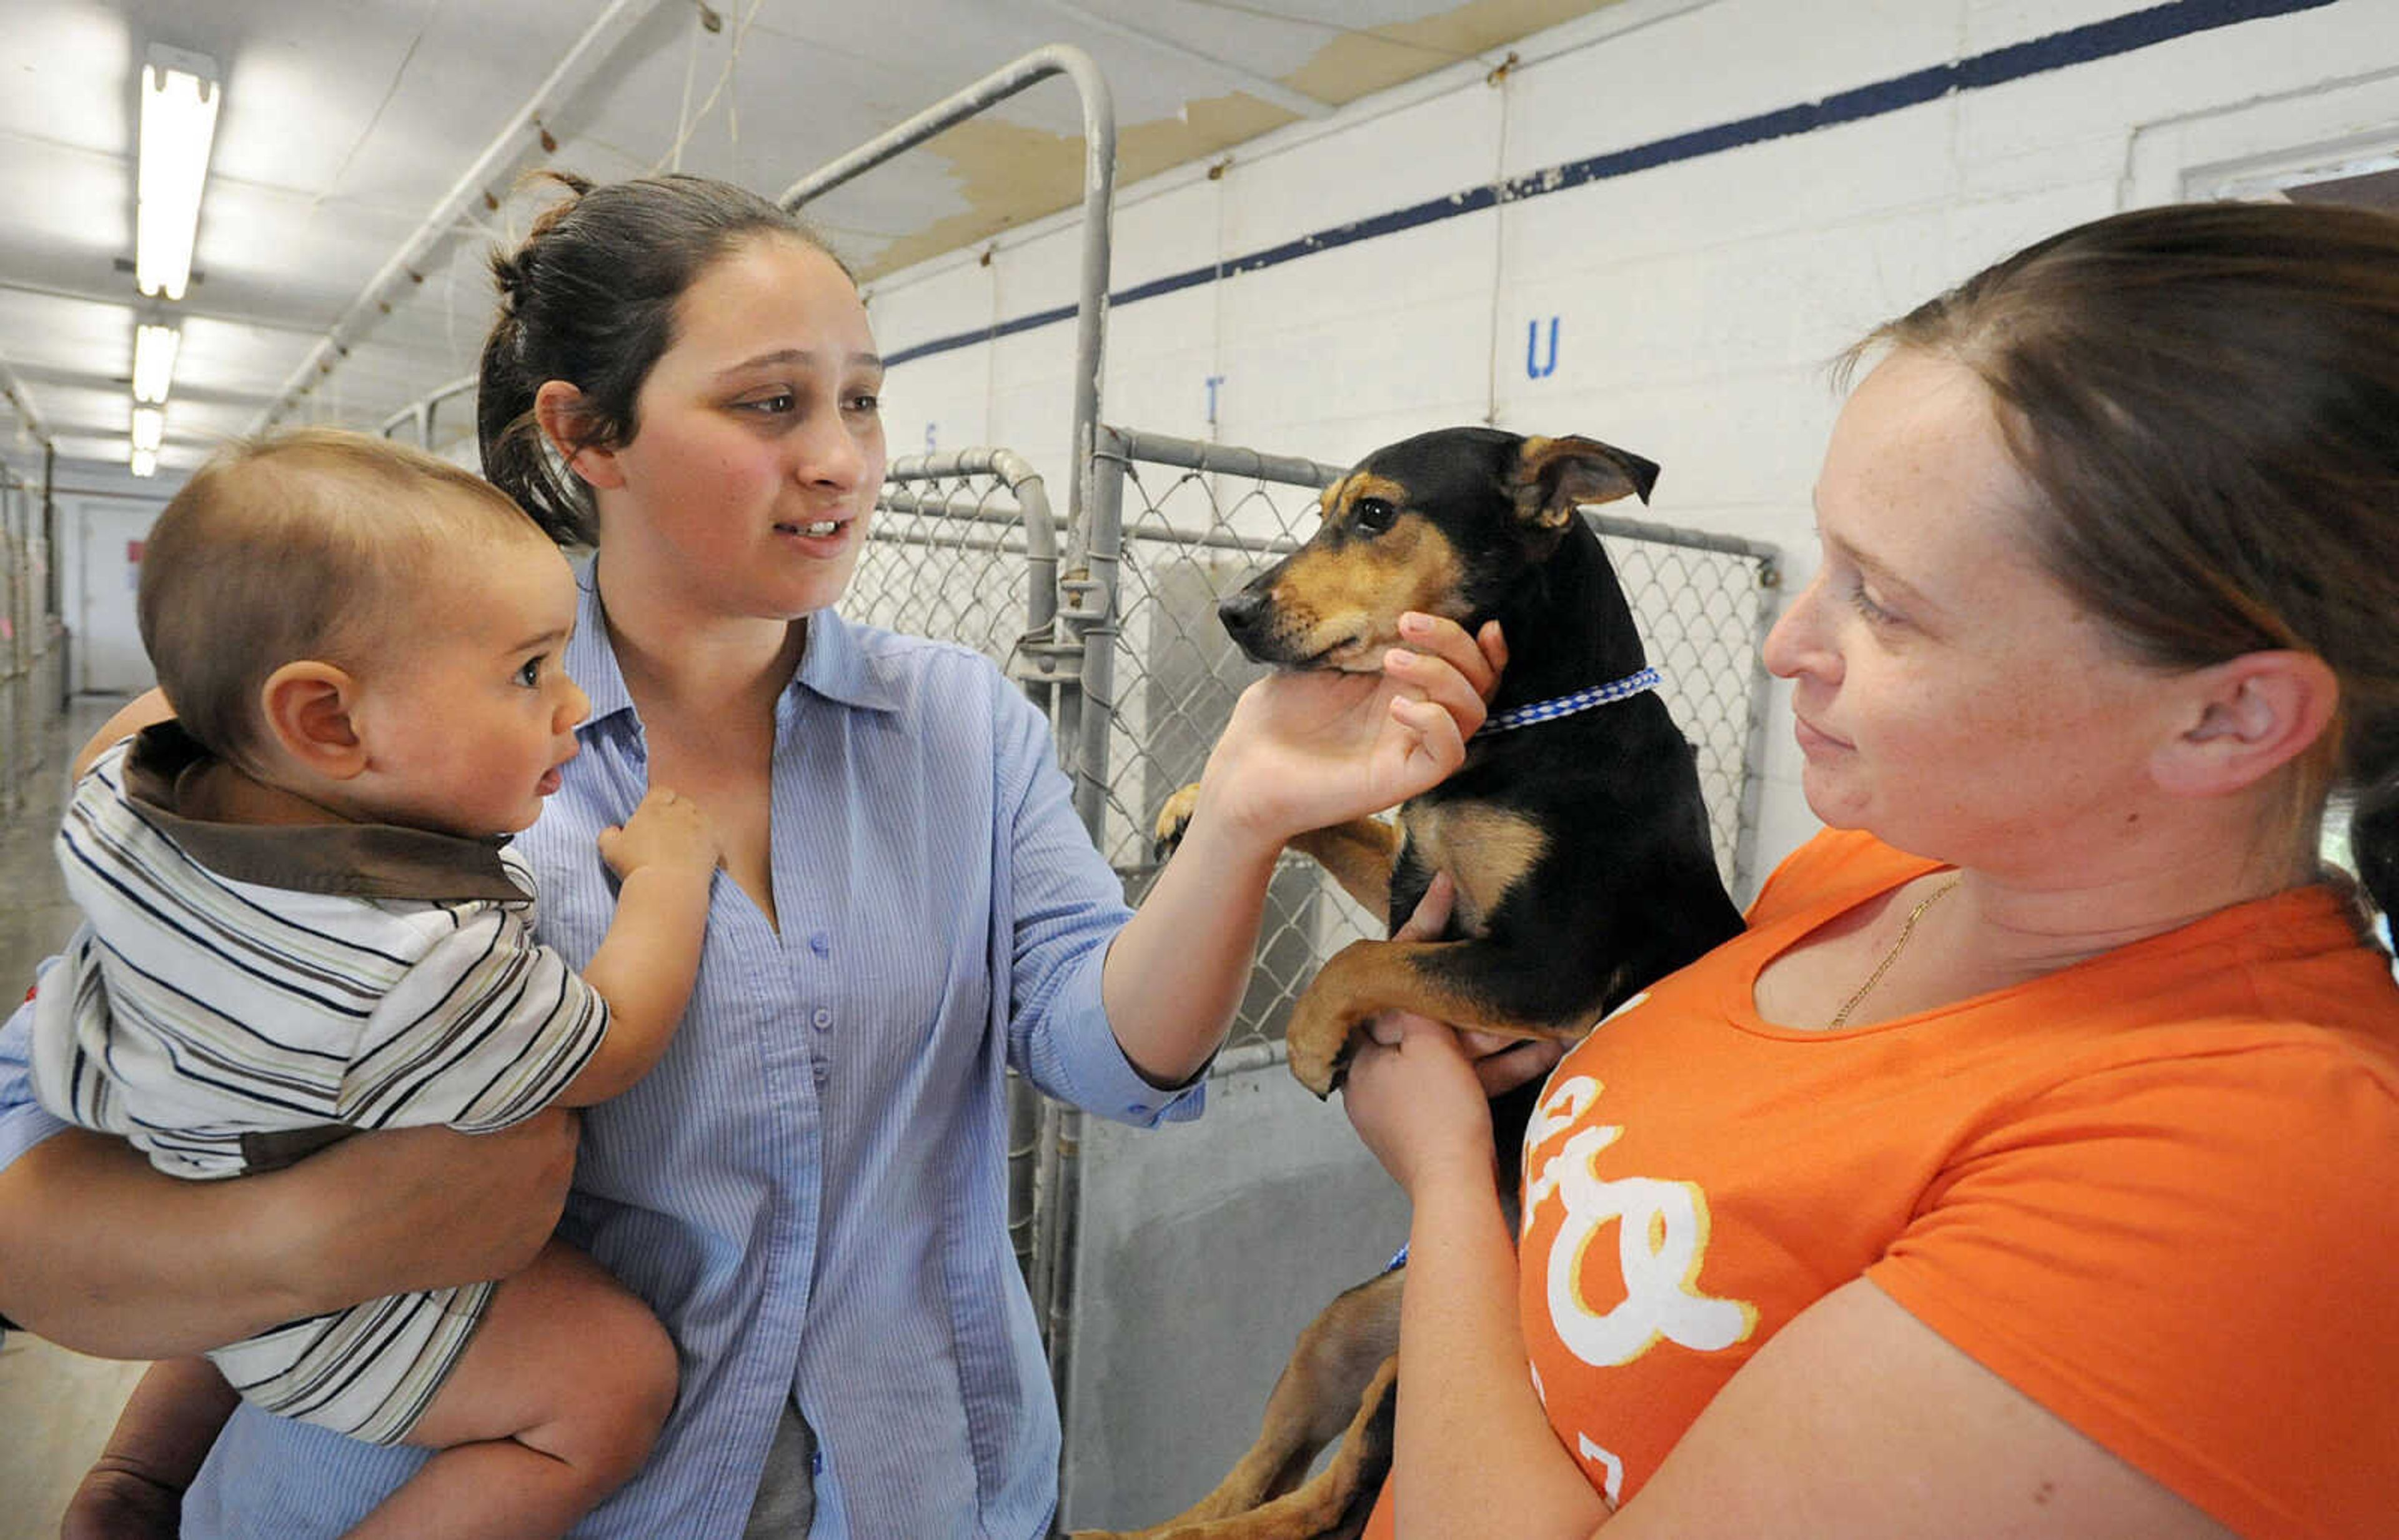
[74,504,160,696]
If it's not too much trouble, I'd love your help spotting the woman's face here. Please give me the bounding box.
[593,234,887,620]
[1761,348,2183,876]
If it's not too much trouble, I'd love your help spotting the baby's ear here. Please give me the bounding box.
[259,661,368,780]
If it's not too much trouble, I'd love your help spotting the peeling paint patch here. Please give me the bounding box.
[851,0,1626,279]
[1288,0,1628,106]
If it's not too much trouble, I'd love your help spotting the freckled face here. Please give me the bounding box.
[1760,349,2180,873]
[592,235,887,621]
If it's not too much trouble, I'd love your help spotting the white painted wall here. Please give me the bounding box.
[862,0,2399,879]
[48,462,180,699]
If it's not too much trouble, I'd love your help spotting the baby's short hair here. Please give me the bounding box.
[139,428,551,770]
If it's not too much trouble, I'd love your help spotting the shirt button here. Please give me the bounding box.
[808,931,831,957]
[1125,1102,1150,1116]
[812,1007,833,1030]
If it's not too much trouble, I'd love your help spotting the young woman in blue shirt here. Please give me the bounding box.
[0,172,1504,1538]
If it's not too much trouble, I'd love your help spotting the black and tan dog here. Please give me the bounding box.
[1086,427,1744,1540]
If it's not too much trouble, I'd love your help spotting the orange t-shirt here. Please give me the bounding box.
[1368,828,2399,1540]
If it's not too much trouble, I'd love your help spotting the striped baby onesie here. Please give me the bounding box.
[29,722,610,1441]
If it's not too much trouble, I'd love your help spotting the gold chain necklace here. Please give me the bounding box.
[1825,876,1961,1030]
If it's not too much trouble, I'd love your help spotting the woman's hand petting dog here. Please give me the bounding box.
[1195,614,1507,855]
[1344,873,1567,1198]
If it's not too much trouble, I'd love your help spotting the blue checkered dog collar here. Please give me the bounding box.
[1479,666,1661,735]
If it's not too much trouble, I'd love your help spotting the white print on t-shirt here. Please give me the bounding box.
[1577,1435,1627,1506]
[1525,1075,1757,1369]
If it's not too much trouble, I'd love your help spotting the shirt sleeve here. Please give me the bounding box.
[337,903,609,1134]
[988,677,1204,1128]
[1866,1041,2399,1540]
[0,986,71,1175]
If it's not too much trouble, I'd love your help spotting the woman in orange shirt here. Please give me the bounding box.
[1346,201,2399,1540]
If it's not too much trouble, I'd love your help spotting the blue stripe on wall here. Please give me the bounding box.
[882,0,2339,369]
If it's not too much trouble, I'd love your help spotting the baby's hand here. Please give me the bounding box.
[597,787,720,882]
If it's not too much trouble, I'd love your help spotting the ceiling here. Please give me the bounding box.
[0,0,1626,479]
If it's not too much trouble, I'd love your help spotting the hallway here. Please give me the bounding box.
[0,694,150,1540]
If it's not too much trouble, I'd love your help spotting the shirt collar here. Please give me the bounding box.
[564,562,637,730]
[566,559,908,729]
[116,722,528,903]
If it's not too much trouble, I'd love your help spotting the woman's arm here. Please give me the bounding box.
[1342,919,1607,1540]
[72,687,174,779]
[1344,1021,2238,1540]
[1599,1279,2238,1540]
[0,1112,577,1360]
[61,1356,239,1540]
[1102,615,1504,1084]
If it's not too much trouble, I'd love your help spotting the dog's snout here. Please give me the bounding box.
[1218,587,1269,639]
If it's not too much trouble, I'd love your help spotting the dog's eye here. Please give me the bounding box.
[1353,497,1398,534]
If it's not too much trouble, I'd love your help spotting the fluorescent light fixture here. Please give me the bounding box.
[136,46,222,302]
[130,447,159,478]
[132,322,181,404]
[131,405,166,453]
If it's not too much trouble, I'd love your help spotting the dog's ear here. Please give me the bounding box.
[1512,435,1661,531]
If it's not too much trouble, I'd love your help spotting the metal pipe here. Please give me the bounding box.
[1068,427,1135,833]
[879,444,1060,635]
[376,374,477,445]
[1100,425,1782,564]
[1208,1038,1288,1080]
[780,45,1115,546]
[253,0,674,434]
[0,349,52,452]
[1041,1105,1085,1439]
[1120,524,1303,559]
[1589,512,1781,564]
[1096,425,1341,490]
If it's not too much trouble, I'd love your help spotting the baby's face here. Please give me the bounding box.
[344,526,589,838]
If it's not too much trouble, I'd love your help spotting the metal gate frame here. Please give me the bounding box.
[0,461,61,817]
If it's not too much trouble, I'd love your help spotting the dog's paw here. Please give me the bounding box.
[1285,995,1353,1100]
[1151,783,1202,860]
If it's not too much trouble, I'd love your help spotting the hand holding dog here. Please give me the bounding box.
[1343,875,1566,1197]
[1197,614,1507,854]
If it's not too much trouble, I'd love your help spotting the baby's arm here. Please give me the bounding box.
[61,1357,241,1540]
[552,787,719,1106]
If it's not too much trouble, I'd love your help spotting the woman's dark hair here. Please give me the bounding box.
[477,171,848,545]
[1854,201,2399,923]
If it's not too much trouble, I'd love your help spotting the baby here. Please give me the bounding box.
[33,429,716,1539]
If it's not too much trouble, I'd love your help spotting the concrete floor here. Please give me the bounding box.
[0,695,150,1540]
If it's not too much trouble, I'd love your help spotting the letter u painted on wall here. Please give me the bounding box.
[1527,316,1560,379]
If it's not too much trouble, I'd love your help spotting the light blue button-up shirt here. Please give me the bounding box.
[0,571,1204,1538]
